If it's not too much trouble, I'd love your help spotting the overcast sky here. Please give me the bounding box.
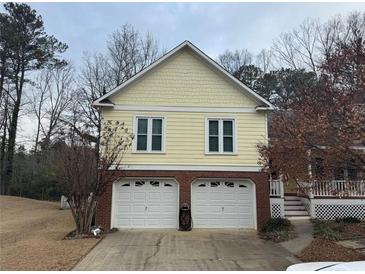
[4,2,365,147]
[28,2,365,68]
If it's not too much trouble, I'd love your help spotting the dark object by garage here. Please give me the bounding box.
[179,203,192,231]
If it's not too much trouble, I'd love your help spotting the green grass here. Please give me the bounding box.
[259,218,295,242]
[313,220,344,241]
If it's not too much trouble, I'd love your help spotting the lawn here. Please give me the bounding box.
[0,196,100,270]
[297,220,365,262]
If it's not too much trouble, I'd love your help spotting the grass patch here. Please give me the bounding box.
[313,220,343,241]
[313,219,365,241]
[259,218,295,242]
[336,217,361,224]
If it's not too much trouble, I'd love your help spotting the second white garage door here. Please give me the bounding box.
[192,179,256,228]
[112,179,178,228]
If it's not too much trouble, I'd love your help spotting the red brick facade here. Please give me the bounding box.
[96,170,270,231]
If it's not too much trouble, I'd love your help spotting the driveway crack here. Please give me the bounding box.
[231,259,242,270]
[143,234,165,270]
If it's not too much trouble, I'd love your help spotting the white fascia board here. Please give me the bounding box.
[93,40,274,109]
[112,104,257,113]
[93,102,114,107]
[256,106,276,111]
[110,164,263,172]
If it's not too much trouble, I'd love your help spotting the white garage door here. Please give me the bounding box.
[192,180,255,228]
[112,179,178,228]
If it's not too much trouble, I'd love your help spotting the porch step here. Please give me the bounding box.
[285,210,309,216]
[283,195,310,219]
[284,196,301,201]
[284,200,302,206]
[287,216,311,220]
[285,205,306,211]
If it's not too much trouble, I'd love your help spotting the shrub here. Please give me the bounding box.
[260,217,292,233]
[259,218,295,242]
[335,217,361,224]
[313,221,343,241]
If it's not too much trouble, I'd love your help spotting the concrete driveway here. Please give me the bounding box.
[74,230,299,271]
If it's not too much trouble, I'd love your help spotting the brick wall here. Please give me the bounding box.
[96,170,270,231]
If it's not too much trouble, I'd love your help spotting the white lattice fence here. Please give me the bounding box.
[312,199,365,220]
[270,198,285,218]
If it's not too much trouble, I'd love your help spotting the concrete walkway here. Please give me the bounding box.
[338,237,365,255]
[280,219,313,255]
[74,229,299,271]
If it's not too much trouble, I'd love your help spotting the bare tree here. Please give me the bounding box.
[56,120,133,236]
[292,19,319,73]
[316,15,344,64]
[29,64,73,152]
[217,49,253,74]
[272,32,301,70]
[70,24,160,146]
[107,24,159,86]
[29,69,51,153]
[256,49,273,74]
[271,12,365,75]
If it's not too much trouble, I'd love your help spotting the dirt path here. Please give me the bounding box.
[0,196,99,270]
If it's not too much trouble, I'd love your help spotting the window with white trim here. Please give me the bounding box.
[206,118,235,153]
[135,117,164,152]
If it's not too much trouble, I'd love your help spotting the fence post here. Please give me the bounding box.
[280,180,284,198]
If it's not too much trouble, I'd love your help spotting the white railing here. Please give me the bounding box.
[312,180,365,197]
[270,179,284,198]
[298,180,365,198]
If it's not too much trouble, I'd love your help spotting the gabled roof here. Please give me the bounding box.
[93,40,275,110]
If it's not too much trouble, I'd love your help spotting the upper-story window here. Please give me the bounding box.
[135,117,164,152]
[206,118,236,154]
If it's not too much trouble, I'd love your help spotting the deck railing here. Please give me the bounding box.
[298,180,365,198]
[269,179,284,198]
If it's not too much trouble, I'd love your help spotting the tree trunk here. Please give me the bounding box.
[0,100,8,195]
[3,67,24,194]
[67,194,96,236]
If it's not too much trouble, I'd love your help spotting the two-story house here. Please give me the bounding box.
[93,41,274,231]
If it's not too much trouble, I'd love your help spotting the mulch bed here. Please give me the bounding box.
[64,230,102,240]
[341,223,365,240]
[297,238,365,262]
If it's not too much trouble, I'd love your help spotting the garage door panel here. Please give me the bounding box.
[222,193,235,200]
[237,206,252,213]
[112,179,178,228]
[118,192,131,200]
[131,218,145,227]
[133,192,146,202]
[117,205,131,213]
[147,194,162,203]
[192,180,255,229]
[162,193,175,202]
[237,193,250,199]
[162,205,176,212]
[116,218,131,227]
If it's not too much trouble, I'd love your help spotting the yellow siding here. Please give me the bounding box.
[110,48,258,108]
[102,110,267,166]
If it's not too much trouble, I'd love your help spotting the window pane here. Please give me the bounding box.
[137,119,148,134]
[152,119,162,134]
[152,135,162,151]
[137,135,147,150]
[209,120,219,135]
[209,136,219,152]
[223,121,233,135]
[223,137,233,152]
